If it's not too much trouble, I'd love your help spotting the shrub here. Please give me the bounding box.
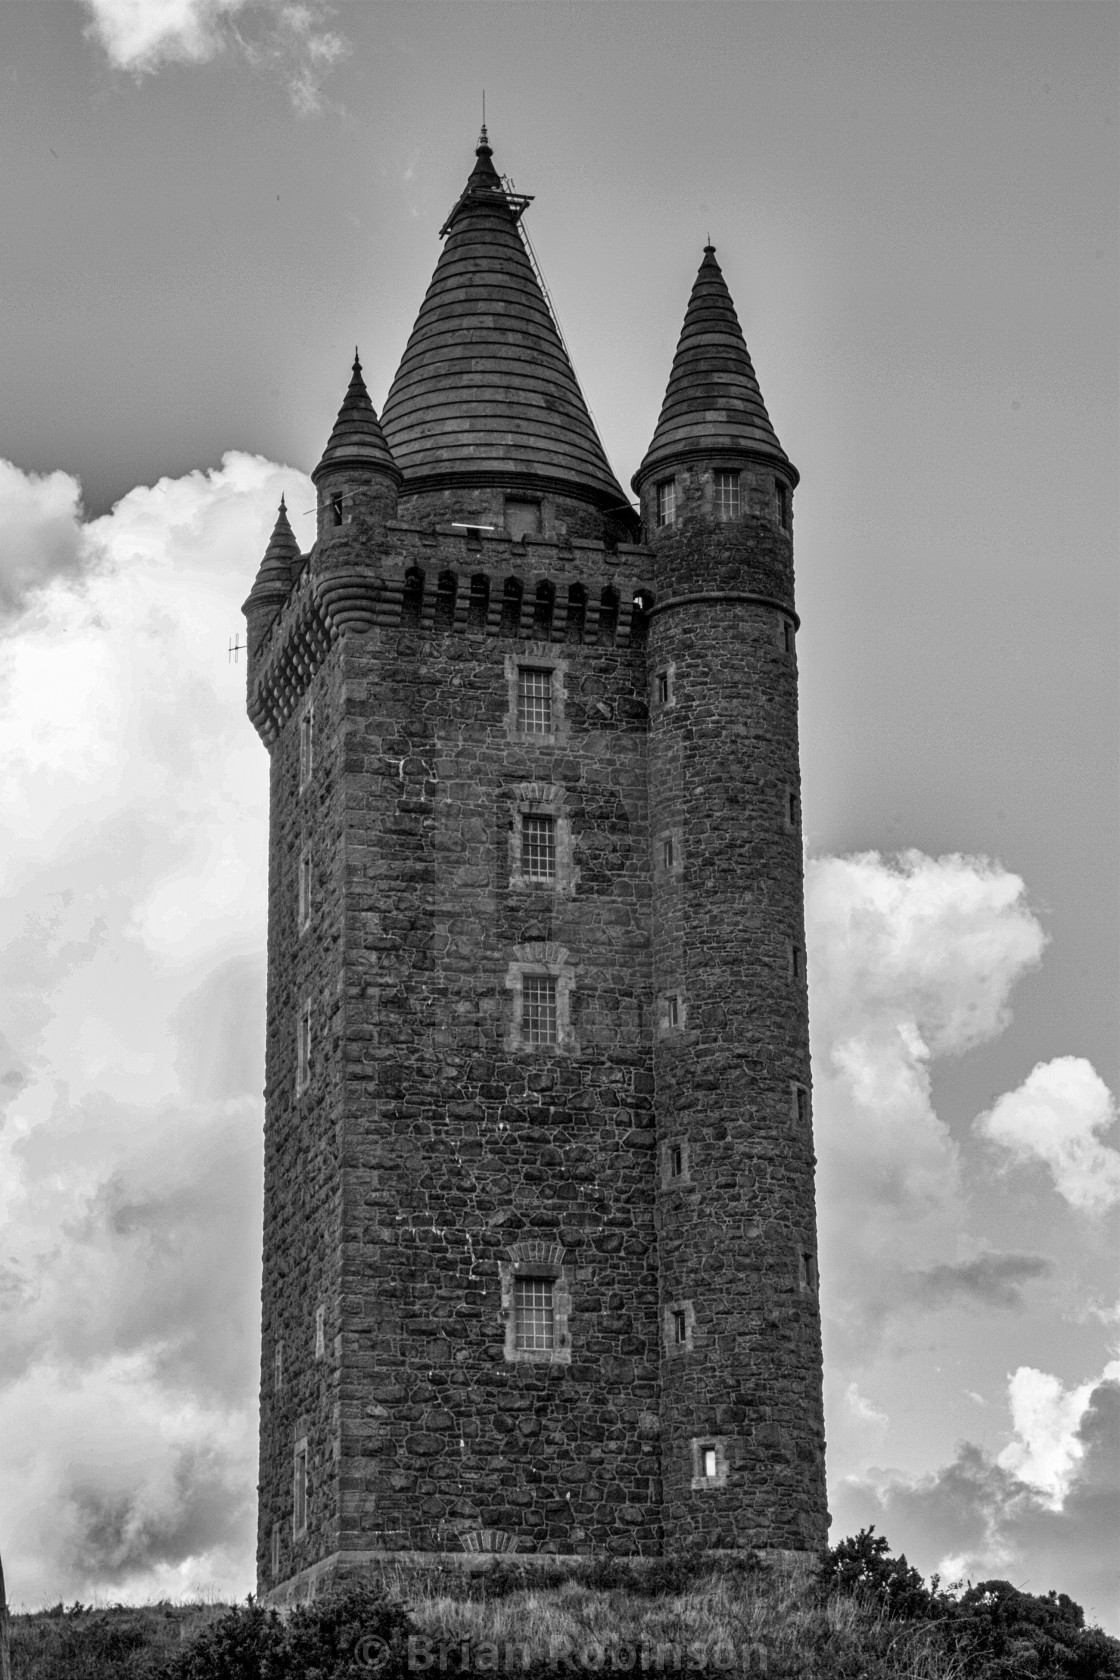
[159,1584,415,1680]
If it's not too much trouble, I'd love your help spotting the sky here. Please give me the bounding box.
[0,0,1117,1631]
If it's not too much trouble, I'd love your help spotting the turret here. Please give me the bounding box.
[640,247,826,1557]
[311,352,401,542]
[242,495,301,658]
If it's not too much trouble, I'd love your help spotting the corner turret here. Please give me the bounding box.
[633,246,797,587]
[312,352,401,541]
[242,495,301,656]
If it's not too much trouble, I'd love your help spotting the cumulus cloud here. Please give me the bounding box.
[0,459,89,619]
[806,850,1048,1356]
[81,0,349,111]
[831,1367,1120,1629]
[977,1057,1120,1215]
[0,452,308,1605]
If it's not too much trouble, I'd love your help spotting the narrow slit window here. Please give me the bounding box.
[297,1000,311,1093]
[271,1521,281,1578]
[662,836,674,870]
[522,974,557,1045]
[776,480,791,530]
[293,1445,308,1535]
[669,1143,684,1179]
[330,493,343,527]
[802,1251,818,1292]
[671,1308,688,1346]
[298,850,311,930]
[467,573,490,632]
[517,666,553,734]
[656,670,670,706]
[783,617,794,654]
[565,584,586,645]
[299,708,314,788]
[794,1084,809,1126]
[791,945,803,980]
[274,1340,284,1392]
[702,1445,718,1480]
[521,814,556,880]
[667,994,680,1028]
[656,480,676,528]
[513,1276,554,1350]
[714,471,740,520]
[314,1304,325,1360]
[788,790,800,828]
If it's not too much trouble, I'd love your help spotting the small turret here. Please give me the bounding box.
[633,245,796,553]
[242,495,301,656]
[312,352,401,540]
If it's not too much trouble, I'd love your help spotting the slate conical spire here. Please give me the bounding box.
[634,245,797,491]
[242,495,301,642]
[312,352,401,485]
[379,132,628,512]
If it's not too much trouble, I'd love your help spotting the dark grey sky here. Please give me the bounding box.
[0,0,1116,1627]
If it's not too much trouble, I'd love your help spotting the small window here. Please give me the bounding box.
[662,836,674,870]
[513,1276,554,1351]
[271,1521,281,1578]
[776,480,791,530]
[298,850,311,931]
[565,584,587,645]
[330,493,343,527]
[655,480,676,528]
[522,974,557,1045]
[500,577,523,637]
[314,1304,325,1360]
[521,814,556,880]
[467,573,490,632]
[790,945,803,981]
[274,1340,284,1392]
[293,1443,308,1536]
[787,790,800,829]
[783,617,794,655]
[656,671,670,706]
[517,666,553,734]
[666,994,681,1029]
[669,1143,684,1179]
[299,708,314,789]
[296,1000,311,1094]
[799,1250,818,1292]
[714,471,740,520]
[533,581,555,640]
[793,1083,809,1126]
[671,1307,688,1346]
[701,1445,718,1480]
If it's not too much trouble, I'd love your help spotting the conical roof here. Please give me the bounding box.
[313,353,401,485]
[380,132,628,511]
[634,246,796,490]
[243,496,301,612]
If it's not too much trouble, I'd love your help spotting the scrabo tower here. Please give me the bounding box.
[243,133,826,1601]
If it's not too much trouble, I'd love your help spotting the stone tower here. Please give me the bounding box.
[243,132,826,1603]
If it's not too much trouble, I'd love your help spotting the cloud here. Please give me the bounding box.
[0,459,88,620]
[806,851,1047,1357]
[831,1367,1120,1630]
[0,452,308,1605]
[997,1361,1120,1505]
[977,1057,1120,1215]
[81,0,349,112]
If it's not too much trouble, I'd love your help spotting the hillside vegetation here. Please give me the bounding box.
[9,1531,1119,1679]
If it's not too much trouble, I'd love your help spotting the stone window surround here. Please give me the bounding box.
[507,781,578,897]
[779,613,795,655]
[664,1298,695,1355]
[296,999,311,1095]
[658,990,687,1034]
[653,660,677,710]
[292,1436,309,1539]
[690,1435,731,1490]
[661,1138,691,1187]
[784,786,801,833]
[791,1081,810,1126]
[798,1246,819,1293]
[271,1520,281,1578]
[789,944,804,982]
[499,1241,572,1365]
[655,826,683,881]
[298,705,314,791]
[504,942,577,1053]
[505,647,569,743]
[314,1304,325,1361]
[298,847,312,931]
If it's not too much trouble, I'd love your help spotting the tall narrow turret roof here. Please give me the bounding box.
[243,495,301,614]
[313,352,401,485]
[379,132,628,511]
[634,245,796,490]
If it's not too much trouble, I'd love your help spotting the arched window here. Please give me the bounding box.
[630,587,654,648]
[565,584,586,645]
[533,580,555,640]
[434,570,457,633]
[500,577,523,638]
[598,586,619,643]
[467,573,490,633]
[401,566,424,629]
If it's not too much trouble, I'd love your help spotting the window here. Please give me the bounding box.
[776,480,791,530]
[790,945,803,981]
[522,974,557,1045]
[787,789,800,829]
[298,850,311,931]
[314,1304,325,1360]
[667,994,680,1028]
[513,1276,555,1351]
[299,708,314,789]
[714,471,740,520]
[521,814,556,880]
[274,1340,284,1392]
[467,573,490,632]
[517,666,553,734]
[669,1143,684,1179]
[656,671,670,706]
[701,1445,718,1480]
[691,1436,728,1489]
[662,836,675,870]
[793,1083,809,1126]
[671,1308,688,1346]
[293,1442,308,1537]
[330,493,343,527]
[799,1250,818,1292]
[271,1522,281,1578]
[655,480,676,527]
[296,1000,311,1094]
[782,617,794,655]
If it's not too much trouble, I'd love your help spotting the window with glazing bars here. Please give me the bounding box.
[714,471,740,520]
[521,814,556,879]
[517,666,553,733]
[522,974,557,1044]
[514,1276,555,1350]
[656,480,676,527]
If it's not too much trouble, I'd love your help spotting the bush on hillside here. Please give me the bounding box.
[159,1583,414,1680]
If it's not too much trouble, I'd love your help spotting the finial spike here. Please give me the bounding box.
[279,493,287,511]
